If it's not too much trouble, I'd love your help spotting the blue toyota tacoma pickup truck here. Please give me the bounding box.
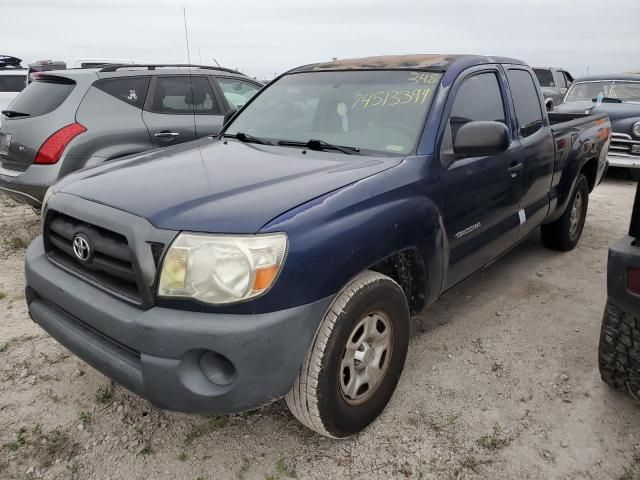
[25,54,611,438]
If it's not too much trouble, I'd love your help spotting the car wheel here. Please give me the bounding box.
[599,301,640,401]
[285,270,410,438]
[541,173,589,251]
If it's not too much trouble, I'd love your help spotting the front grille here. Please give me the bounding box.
[609,132,640,158]
[44,210,142,304]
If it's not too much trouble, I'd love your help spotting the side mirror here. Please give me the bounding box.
[223,108,239,126]
[453,121,510,158]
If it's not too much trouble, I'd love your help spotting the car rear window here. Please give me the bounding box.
[94,76,150,109]
[7,76,75,117]
[0,75,26,92]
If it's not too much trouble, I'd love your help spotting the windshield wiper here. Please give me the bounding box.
[278,139,361,155]
[223,132,273,145]
[1,110,30,118]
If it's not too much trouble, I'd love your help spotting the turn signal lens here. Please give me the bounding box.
[34,123,86,165]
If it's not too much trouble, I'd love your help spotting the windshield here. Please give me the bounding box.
[225,70,442,156]
[565,80,640,103]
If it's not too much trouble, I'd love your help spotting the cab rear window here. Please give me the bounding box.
[7,76,75,117]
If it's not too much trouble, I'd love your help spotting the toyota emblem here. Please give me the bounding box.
[72,234,92,263]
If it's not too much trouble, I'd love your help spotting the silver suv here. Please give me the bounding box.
[0,64,262,207]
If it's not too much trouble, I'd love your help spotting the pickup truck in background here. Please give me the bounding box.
[533,67,574,111]
[25,54,611,438]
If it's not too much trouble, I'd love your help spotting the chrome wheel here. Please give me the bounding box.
[339,311,393,406]
[569,190,583,238]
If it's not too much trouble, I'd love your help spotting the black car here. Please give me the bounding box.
[556,74,640,170]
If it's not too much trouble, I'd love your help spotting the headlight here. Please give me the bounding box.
[158,232,287,304]
[633,121,640,138]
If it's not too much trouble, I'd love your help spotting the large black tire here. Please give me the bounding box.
[598,301,640,401]
[285,270,410,438]
[541,173,589,251]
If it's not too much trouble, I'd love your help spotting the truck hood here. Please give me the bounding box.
[57,137,404,233]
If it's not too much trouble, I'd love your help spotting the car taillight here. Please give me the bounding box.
[34,123,86,165]
[628,268,640,295]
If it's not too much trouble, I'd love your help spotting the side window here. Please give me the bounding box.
[449,72,506,141]
[149,76,220,114]
[507,69,544,138]
[554,71,567,89]
[563,71,574,85]
[94,76,149,109]
[216,78,260,109]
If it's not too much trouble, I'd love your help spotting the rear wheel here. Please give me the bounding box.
[541,173,589,251]
[285,270,410,438]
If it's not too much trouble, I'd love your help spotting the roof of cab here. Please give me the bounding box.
[288,54,526,73]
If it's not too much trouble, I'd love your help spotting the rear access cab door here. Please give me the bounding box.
[142,75,224,147]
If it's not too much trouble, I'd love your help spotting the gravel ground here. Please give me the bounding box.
[1,174,640,480]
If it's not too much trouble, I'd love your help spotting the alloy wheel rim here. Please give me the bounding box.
[339,311,393,406]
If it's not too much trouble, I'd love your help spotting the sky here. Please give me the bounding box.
[2,0,639,80]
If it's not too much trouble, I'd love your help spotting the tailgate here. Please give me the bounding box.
[0,76,79,172]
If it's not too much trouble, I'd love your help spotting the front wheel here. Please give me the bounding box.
[541,173,589,251]
[285,270,410,438]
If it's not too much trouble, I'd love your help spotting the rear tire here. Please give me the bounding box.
[541,173,589,251]
[598,301,640,401]
[285,270,410,438]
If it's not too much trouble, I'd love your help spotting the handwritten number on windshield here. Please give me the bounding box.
[352,88,432,109]
[408,72,440,85]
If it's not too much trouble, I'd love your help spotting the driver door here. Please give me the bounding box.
[438,68,524,288]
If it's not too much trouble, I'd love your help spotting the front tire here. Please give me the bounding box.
[541,173,589,251]
[285,270,410,438]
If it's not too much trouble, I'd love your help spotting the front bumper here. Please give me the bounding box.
[607,154,640,169]
[0,165,51,207]
[26,238,332,414]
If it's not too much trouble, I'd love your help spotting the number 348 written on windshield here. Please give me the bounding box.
[352,88,433,109]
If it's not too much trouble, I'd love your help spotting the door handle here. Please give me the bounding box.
[508,162,523,177]
[154,132,180,139]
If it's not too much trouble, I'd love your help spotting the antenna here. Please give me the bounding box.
[212,57,221,68]
[182,7,197,136]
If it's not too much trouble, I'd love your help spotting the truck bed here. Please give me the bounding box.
[548,111,609,131]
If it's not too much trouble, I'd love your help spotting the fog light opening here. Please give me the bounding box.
[199,351,237,386]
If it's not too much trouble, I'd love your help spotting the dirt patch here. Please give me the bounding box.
[1,175,640,479]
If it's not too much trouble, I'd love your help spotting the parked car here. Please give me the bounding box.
[599,180,640,401]
[0,64,262,207]
[0,56,27,126]
[25,54,610,438]
[555,74,640,170]
[533,67,574,111]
